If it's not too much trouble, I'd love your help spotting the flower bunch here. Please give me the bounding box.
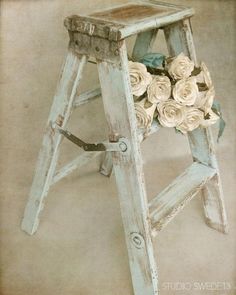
[129,53,221,134]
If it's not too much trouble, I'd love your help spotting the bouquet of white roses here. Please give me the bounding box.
[129,52,225,140]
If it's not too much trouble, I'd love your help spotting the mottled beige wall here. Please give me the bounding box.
[0,1,235,295]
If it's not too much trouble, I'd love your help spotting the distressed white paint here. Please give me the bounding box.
[164,19,228,234]
[97,41,158,295]
[100,28,160,177]
[21,51,87,235]
[149,162,216,235]
[100,120,161,177]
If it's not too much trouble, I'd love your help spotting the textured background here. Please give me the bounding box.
[0,0,235,294]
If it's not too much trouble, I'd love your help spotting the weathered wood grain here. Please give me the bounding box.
[149,163,216,235]
[65,2,194,42]
[144,0,192,11]
[97,41,158,295]
[189,128,229,233]
[100,28,159,178]
[164,19,228,234]
[21,51,87,235]
[119,7,194,40]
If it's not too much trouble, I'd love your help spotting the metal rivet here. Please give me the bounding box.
[130,232,145,249]
[119,141,127,152]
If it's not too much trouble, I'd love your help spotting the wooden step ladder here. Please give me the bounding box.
[21,1,228,294]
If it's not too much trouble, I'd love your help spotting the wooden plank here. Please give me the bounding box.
[144,0,192,11]
[164,19,228,234]
[65,2,194,41]
[97,41,158,295]
[52,151,101,185]
[73,87,101,108]
[118,6,194,40]
[21,51,87,235]
[100,28,159,178]
[189,128,229,233]
[149,163,216,235]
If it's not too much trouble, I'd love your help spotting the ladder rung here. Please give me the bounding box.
[52,151,101,185]
[149,162,216,235]
[73,87,101,108]
[52,121,160,185]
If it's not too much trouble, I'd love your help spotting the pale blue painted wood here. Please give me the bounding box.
[164,19,228,233]
[100,152,113,177]
[100,29,159,178]
[132,28,158,61]
[97,41,159,295]
[52,151,101,185]
[21,51,87,235]
[149,162,216,235]
[73,87,101,108]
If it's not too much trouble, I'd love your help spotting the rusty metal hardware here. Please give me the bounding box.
[59,128,129,153]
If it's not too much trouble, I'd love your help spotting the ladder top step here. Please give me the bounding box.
[64,1,194,41]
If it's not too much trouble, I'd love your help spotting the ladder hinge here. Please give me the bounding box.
[58,128,129,153]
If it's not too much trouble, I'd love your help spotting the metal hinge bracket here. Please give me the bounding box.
[59,129,129,153]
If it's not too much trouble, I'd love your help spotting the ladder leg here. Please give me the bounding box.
[164,19,228,234]
[21,50,87,235]
[100,28,159,177]
[97,41,159,295]
[132,28,158,61]
[100,152,113,177]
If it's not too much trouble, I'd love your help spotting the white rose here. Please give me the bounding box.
[129,61,152,96]
[173,77,199,106]
[147,75,171,103]
[195,62,215,114]
[197,61,213,88]
[194,86,215,114]
[134,98,156,128]
[157,100,185,128]
[177,107,204,133]
[201,109,219,127]
[167,53,194,80]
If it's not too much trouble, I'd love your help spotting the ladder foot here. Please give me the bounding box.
[21,217,39,236]
[99,152,113,177]
[205,218,229,234]
[99,166,112,177]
